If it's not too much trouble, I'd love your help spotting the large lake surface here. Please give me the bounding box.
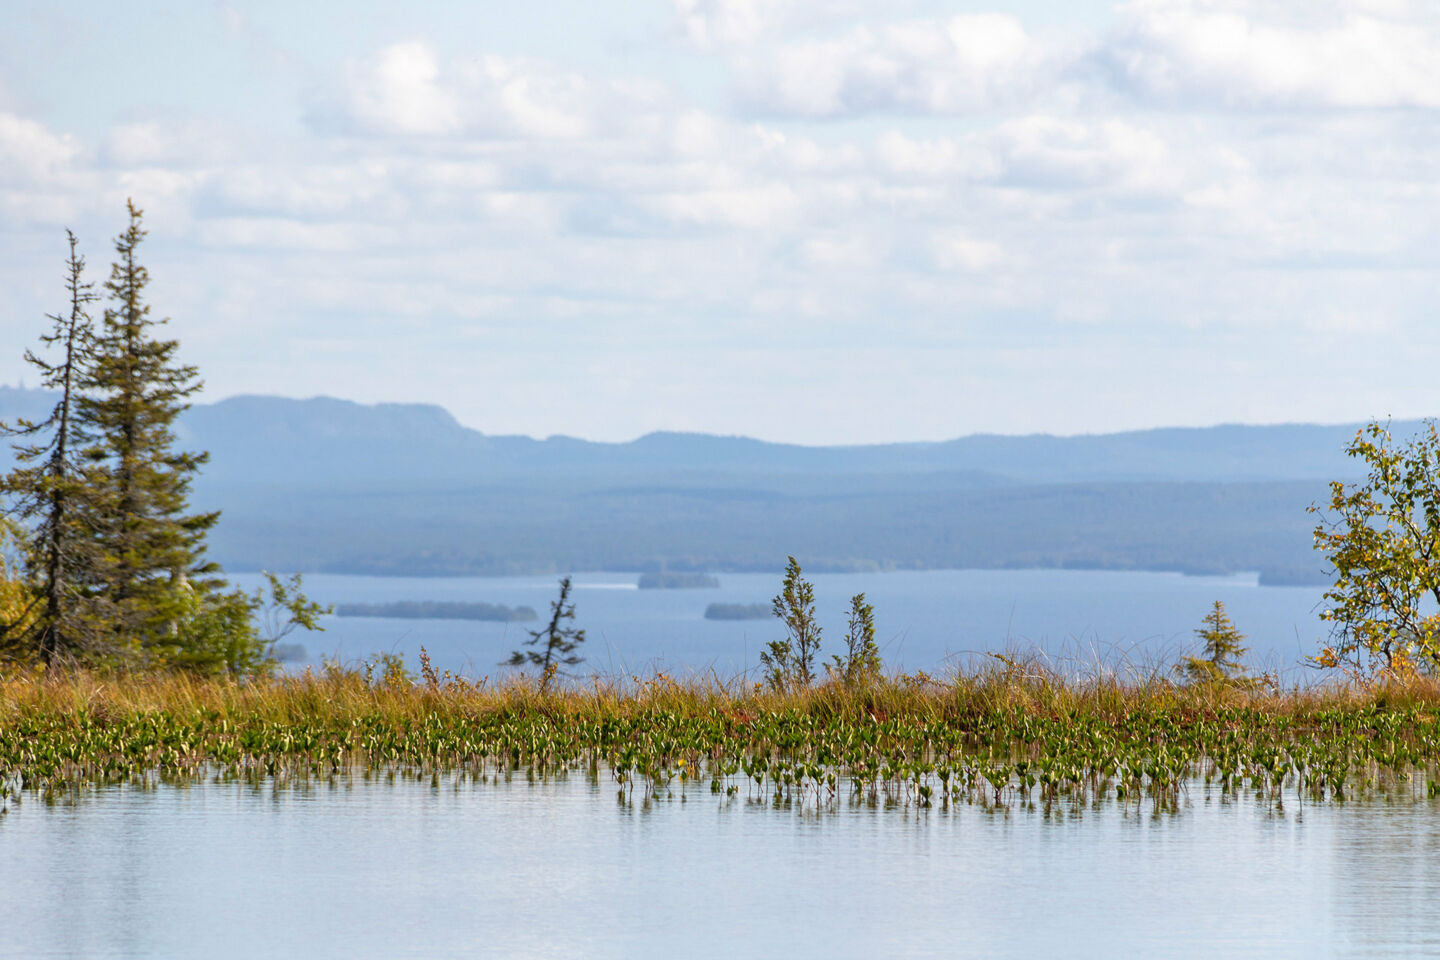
[229,569,1331,679]
[5,776,1440,959]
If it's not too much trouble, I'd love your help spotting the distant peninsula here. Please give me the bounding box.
[638,572,720,589]
[704,603,773,621]
[335,601,538,622]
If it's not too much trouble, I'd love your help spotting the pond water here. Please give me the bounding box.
[4,776,1439,959]
[228,568,1330,680]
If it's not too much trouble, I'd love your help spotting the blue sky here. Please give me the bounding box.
[2,0,1438,443]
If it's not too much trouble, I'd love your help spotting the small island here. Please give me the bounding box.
[704,602,773,621]
[638,572,721,589]
[335,601,538,622]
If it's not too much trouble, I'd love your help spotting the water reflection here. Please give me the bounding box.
[1332,805,1440,956]
[4,777,1440,959]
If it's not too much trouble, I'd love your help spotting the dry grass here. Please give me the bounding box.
[1,653,1431,729]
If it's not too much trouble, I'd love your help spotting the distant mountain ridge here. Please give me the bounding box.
[0,385,1405,484]
[185,392,1396,484]
[0,385,1420,584]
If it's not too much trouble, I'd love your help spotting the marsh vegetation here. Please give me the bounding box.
[9,658,1440,814]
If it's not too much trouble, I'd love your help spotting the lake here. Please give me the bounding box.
[4,775,1438,959]
[229,568,1331,680]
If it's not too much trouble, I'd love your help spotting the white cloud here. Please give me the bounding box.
[197,217,388,252]
[0,112,79,179]
[875,130,999,179]
[714,1,1440,117]
[673,0,797,49]
[345,41,463,135]
[735,15,1068,116]
[202,163,401,220]
[930,231,1005,271]
[990,115,1182,194]
[648,182,801,229]
[1109,0,1440,108]
[799,233,879,269]
[105,122,174,166]
[458,57,593,139]
[322,43,610,140]
[873,117,1226,200]
[747,125,857,174]
[101,120,250,168]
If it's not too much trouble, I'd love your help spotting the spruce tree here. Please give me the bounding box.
[1181,600,1250,684]
[0,231,107,664]
[78,200,219,657]
[505,576,585,691]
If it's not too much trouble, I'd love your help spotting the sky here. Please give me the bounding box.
[2,0,1438,444]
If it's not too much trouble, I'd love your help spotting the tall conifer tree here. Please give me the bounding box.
[79,200,219,655]
[0,231,107,664]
